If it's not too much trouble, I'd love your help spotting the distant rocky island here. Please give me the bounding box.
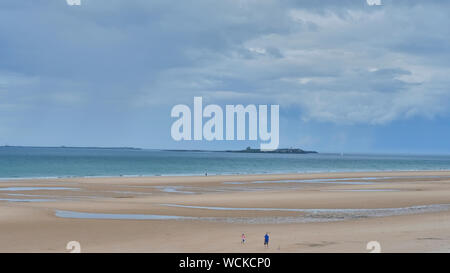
[226,147,318,154]
[164,147,317,154]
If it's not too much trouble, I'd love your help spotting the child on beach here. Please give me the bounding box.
[241,233,246,244]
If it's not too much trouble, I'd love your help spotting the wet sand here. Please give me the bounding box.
[1,171,450,252]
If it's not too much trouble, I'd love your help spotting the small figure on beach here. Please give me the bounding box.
[241,233,246,244]
[264,233,269,248]
[205,169,208,176]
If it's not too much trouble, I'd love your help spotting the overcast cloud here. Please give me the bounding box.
[0,0,449,152]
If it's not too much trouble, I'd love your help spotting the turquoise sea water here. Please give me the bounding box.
[0,147,449,179]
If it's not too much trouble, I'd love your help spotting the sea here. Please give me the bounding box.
[0,146,449,179]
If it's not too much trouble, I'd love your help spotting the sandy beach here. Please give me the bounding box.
[1,170,450,253]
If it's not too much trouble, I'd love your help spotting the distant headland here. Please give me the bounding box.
[0,145,142,150]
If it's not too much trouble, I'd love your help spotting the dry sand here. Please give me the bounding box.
[1,171,450,252]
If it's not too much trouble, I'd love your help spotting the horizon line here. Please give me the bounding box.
[1,145,450,156]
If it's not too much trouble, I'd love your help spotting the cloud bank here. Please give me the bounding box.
[0,0,449,148]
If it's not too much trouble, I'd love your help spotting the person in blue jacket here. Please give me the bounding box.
[264,233,269,248]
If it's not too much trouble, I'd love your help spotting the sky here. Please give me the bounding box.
[0,0,449,154]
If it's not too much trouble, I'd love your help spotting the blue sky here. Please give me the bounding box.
[0,0,449,154]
